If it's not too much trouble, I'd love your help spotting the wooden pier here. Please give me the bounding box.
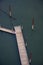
[15,26,29,65]
[0,25,29,65]
[0,26,15,34]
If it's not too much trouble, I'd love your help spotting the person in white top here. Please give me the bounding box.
[32,16,34,30]
[29,52,32,65]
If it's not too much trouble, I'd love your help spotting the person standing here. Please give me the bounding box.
[9,4,12,17]
[32,16,34,30]
[29,52,32,65]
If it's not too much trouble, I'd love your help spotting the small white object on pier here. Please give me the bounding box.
[0,26,15,34]
[15,26,30,65]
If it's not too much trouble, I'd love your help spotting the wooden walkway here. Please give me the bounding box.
[0,26,15,34]
[15,26,29,65]
[0,25,29,65]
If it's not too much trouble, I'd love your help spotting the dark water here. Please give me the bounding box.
[0,31,21,65]
[0,0,43,65]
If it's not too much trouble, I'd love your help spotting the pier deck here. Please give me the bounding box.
[15,26,29,65]
[0,26,29,65]
[0,26,15,34]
